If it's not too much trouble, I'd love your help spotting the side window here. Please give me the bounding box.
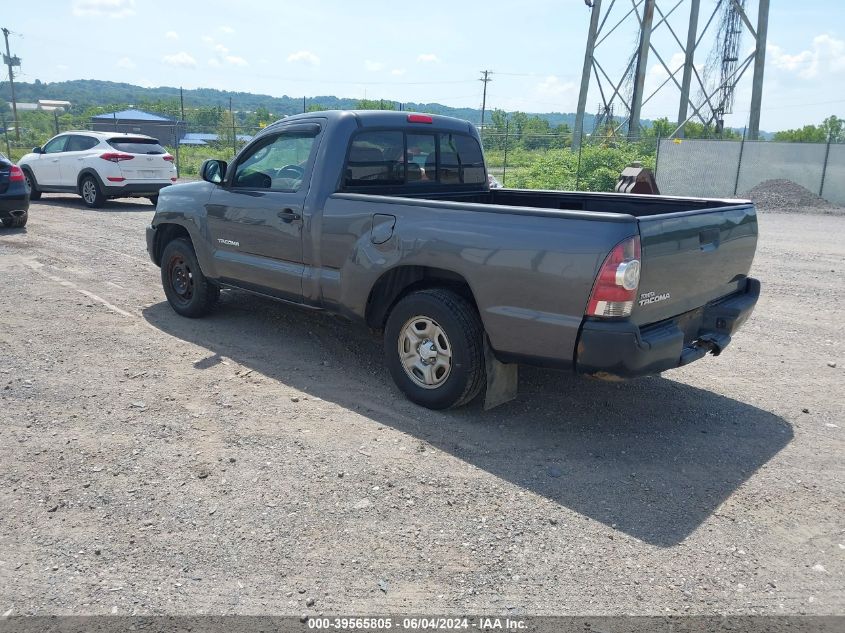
[344,131,404,187]
[65,135,99,152]
[43,136,69,154]
[407,134,436,184]
[438,133,486,185]
[233,131,317,192]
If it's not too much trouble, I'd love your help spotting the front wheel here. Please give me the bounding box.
[160,238,219,318]
[383,288,485,409]
[80,175,105,208]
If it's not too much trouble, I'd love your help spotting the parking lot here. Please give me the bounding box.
[0,196,842,616]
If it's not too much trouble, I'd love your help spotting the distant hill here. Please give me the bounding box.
[1,78,600,129]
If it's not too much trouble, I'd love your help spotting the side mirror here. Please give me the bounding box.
[32,146,43,154]
[200,159,227,184]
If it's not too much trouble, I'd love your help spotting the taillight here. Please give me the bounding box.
[9,165,24,182]
[586,235,641,318]
[100,152,134,162]
[163,154,174,162]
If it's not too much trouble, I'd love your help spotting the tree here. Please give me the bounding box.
[774,115,843,143]
[356,99,395,111]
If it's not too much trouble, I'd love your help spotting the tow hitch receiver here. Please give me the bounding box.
[681,332,731,365]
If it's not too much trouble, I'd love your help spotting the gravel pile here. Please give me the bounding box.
[742,179,843,214]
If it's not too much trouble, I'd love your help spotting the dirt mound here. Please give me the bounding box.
[742,179,842,213]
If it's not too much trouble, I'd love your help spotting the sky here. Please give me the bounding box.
[2,0,844,132]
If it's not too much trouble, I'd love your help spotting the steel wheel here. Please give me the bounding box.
[167,254,194,306]
[397,315,453,389]
[81,179,98,205]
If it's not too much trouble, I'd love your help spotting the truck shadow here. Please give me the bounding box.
[142,291,792,548]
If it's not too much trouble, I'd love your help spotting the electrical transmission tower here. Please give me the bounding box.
[572,0,769,149]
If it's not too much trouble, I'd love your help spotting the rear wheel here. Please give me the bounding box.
[160,238,219,318]
[384,288,485,409]
[80,175,105,208]
[23,170,41,200]
[1,211,27,228]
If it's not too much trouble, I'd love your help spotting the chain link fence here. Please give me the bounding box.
[656,138,844,203]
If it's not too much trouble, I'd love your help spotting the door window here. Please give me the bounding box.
[42,136,69,154]
[65,135,100,152]
[232,131,317,192]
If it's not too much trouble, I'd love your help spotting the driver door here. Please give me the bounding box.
[32,135,69,186]
[206,123,321,302]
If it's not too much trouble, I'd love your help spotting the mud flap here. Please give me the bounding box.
[483,336,518,410]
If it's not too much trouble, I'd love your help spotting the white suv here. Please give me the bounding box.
[18,131,177,208]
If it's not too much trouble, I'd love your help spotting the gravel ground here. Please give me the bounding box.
[0,195,842,617]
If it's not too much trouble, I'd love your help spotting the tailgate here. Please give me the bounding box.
[632,204,757,325]
[120,155,173,180]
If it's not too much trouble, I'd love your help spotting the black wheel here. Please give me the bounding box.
[23,170,41,200]
[160,238,219,318]
[148,195,159,206]
[79,175,105,208]
[2,211,27,228]
[384,288,485,410]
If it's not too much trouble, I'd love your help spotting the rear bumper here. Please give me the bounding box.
[102,182,172,197]
[575,277,760,378]
[0,190,30,219]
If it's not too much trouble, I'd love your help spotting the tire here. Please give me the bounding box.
[384,288,485,410]
[79,175,105,208]
[160,237,219,318]
[148,195,159,206]
[23,170,41,200]
[2,211,27,228]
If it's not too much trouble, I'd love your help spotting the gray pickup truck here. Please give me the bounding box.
[146,110,759,409]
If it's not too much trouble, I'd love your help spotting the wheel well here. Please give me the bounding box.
[153,224,192,266]
[365,265,479,330]
[77,170,100,193]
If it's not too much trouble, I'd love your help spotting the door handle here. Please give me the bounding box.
[277,209,301,222]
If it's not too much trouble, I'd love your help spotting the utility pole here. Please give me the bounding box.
[2,27,21,143]
[479,70,492,141]
[676,0,701,138]
[573,0,601,150]
[748,0,770,140]
[303,96,306,113]
[628,0,656,140]
[180,86,185,121]
[229,96,236,157]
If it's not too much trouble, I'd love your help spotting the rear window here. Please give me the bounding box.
[342,129,485,189]
[107,137,166,155]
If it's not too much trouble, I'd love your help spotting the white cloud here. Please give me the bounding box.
[116,57,136,69]
[214,43,230,55]
[365,60,385,72]
[769,34,845,79]
[165,31,179,40]
[537,75,575,96]
[391,68,406,76]
[201,35,214,44]
[219,26,235,34]
[162,52,197,68]
[208,58,222,68]
[417,53,440,63]
[56,64,69,71]
[287,50,320,65]
[72,0,135,18]
[225,55,248,67]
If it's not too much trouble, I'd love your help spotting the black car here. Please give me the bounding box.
[0,152,30,228]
